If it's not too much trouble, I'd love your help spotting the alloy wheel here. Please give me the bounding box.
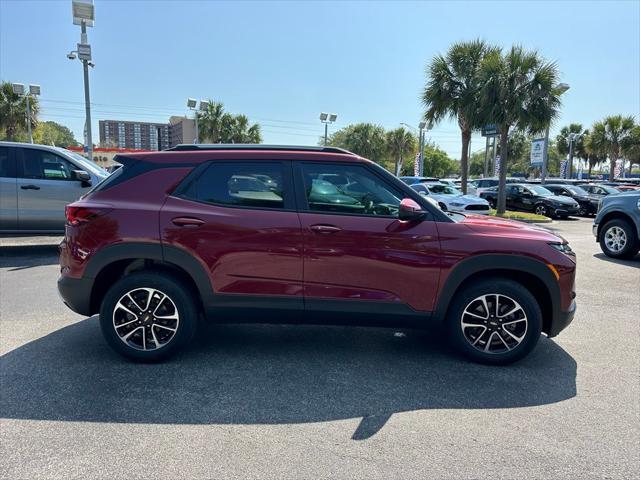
[604,226,627,253]
[112,288,180,351]
[460,294,528,354]
[535,205,547,216]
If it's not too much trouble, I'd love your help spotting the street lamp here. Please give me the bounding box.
[566,132,583,179]
[541,83,570,184]
[68,0,95,161]
[320,112,337,146]
[187,98,209,144]
[401,121,430,176]
[12,83,40,143]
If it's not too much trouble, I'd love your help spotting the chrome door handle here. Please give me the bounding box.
[309,224,342,234]
[171,217,205,227]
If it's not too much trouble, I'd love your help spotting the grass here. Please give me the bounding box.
[488,209,551,222]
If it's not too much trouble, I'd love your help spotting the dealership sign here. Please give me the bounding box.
[530,138,545,166]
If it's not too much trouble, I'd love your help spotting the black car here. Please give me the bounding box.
[581,184,621,197]
[480,183,581,218]
[544,184,600,216]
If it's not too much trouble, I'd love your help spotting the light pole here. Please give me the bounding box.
[187,99,210,144]
[320,113,337,145]
[12,83,40,143]
[566,132,583,179]
[541,82,570,184]
[68,0,95,161]
[401,121,429,176]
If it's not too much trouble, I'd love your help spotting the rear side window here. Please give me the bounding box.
[0,147,13,177]
[178,161,290,210]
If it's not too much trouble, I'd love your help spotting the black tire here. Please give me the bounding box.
[599,218,639,259]
[534,203,549,217]
[99,271,199,362]
[488,198,496,209]
[446,278,542,365]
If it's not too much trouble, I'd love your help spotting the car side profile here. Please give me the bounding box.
[0,142,108,233]
[480,183,580,218]
[410,182,490,214]
[58,145,577,365]
[544,184,600,216]
[593,191,640,258]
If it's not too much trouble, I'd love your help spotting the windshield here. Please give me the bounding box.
[602,186,620,194]
[58,148,107,176]
[526,185,553,196]
[427,184,461,195]
[566,186,588,195]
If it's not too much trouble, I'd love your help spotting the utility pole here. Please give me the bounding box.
[11,83,40,144]
[320,113,337,146]
[567,133,575,179]
[541,126,550,184]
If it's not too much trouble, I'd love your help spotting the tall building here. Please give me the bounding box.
[99,120,170,151]
[169,116,197,146]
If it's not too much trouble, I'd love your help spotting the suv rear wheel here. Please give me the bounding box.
[99,271,198,362]
[446,279,542,365]
[599,218,639,259]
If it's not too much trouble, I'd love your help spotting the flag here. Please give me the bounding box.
[614,159,623,179]
[560,160,568,178]
[493,155,500,176]
[414,152,421,176]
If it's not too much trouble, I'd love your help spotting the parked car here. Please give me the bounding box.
[599,182,640,192]
[410,182,490,215]
[440,178,477,195]
[58,144,577,365]
[544,184,600,216]
[398,176,439,185]
[474,177,520,195]
[581,184,621,197]
[593,191,640,259]
[479,183,580,218]
[0,142,109,234]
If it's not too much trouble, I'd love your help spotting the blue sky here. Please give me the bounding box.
[1,0,639,158]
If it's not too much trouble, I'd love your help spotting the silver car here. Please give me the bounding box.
[0,142,108,234]
[411,182,491,215]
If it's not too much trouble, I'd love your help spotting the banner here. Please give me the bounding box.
[493,155,501,176]
[560,160,568,178]
[414,152,420,176]
[530,138,545,166]
[614,159,623,178]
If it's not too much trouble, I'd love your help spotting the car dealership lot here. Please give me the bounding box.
[1,218,638,479]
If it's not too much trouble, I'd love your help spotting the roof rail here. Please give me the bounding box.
[165,144,354,155]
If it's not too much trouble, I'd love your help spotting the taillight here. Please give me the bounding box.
[65,205,111,226]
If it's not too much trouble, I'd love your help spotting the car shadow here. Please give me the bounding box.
[593,252,640,267]
[0,318,577,440]
[0,245,59,270]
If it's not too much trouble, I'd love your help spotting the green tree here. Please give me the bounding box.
[386,127,416,175]
[479,46,562,214]
[421,142,457,177]
[422,39,497,193]
[0,81,40,141]
[326,123,387,164]
[33,121,79,147]
[583,133,606,179]
[196,100,261,144]
[589,115,635,179]
[556,123,588,176]
[623,125,640,173]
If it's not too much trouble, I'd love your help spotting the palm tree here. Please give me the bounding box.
[479,46,562,214]
[589,115,635,179]
[422,39,496,193]
[0,81,39,141]
[386,127,416,175]
[623,125,640,174]
[556,123,588,176]
[197,100,225,143]
[584,133,606,179]
[196,101,261,143]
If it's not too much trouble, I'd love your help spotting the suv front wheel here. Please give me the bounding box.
[599,218,639,259]
[447,279,542,365]
[99,271,198,362]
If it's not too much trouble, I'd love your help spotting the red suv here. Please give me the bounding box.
[58,145,576,365]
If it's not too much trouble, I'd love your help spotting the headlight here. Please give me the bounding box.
[549,242,574,255]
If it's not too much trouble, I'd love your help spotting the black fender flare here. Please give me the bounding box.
[433,254,560,326]
[84,242,215,308]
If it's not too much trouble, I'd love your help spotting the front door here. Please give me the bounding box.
[295,162,441,315]
[160,160,303,314]
[16,147,88,231]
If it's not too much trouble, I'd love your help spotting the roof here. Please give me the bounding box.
[165,144,354,155]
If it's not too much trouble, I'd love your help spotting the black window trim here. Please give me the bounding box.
[0,146,17,178]
[16,146,78,181]
[172,159,297,212]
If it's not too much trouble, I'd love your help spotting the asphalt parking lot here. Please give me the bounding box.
[1,217,638,480]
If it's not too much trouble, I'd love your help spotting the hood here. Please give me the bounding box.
[448,194,488,205]
[459,214,561,242]
[547,195,578,205]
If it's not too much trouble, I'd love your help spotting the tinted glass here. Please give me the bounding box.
[566,186,588,195]
[0,147,10,177]
[20,149,76,180]
[427,184,461,195]
[181,162,286,209]
[527,185,553,196]
[300,163,402,217]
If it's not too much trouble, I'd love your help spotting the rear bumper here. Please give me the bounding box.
[548,299,576,337]
[57,275,94,316]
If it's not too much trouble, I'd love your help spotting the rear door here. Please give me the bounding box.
[16,147,88,231]
[160,160,304,314]
[0,146,18,231]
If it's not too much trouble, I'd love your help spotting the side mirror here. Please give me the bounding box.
[399,198,426,221]
[73,170,92,187]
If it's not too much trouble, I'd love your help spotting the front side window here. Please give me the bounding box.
[300,163,402,217]
[0,147,11,177]
[179,161,287,210]
[20,149,76,180]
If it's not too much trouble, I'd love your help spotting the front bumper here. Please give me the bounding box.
[58,275,94,316]
[553,205,581,216]
[548,299,576,337]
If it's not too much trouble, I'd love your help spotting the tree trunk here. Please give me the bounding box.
[460,130,471,194]
[609,150,617,179]
[497,129,509,215]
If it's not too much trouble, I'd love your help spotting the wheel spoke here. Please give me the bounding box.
[122,326,143,342]
[152,293,167,316]
[495,331,511,350]
[154,324,177,333]
[125,293,145,312]
[499,305,520,319]
[484,332,496,352]
[114,317,138,329]
[502,318,526,327]
[471,326,488,346]
[501,325,525,343]
[115,301,138,319]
